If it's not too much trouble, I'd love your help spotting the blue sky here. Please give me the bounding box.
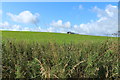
[1,0,119,2]
[0,2,118,36]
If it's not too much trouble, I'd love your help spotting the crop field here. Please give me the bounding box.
[2,31,112,44]
[1,31,119,78]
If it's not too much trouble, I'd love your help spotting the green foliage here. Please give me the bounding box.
[1,31,119,78]
[2,31,115,44]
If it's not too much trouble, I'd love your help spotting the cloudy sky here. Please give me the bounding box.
[0,2,118,36]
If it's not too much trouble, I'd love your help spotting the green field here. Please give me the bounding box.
[1,31,119,78]
[2,31,113,44]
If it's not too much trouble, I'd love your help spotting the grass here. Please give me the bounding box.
[1,30,119,79]
[2,31,114,44]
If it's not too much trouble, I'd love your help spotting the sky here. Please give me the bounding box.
[0,2,118,36]
[1,0,119,2]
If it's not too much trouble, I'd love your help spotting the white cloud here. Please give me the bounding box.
[50,20,62,27]
[0,21,35,31]
[7,11,40,24]
[46,27,55,32]
[64,21,71,28]
[50,20,71,28]
[49,20,71,33]
[0,21,70,33]
[93,4,117,18]
[79,5,83,9]
[0,21,21,31]
[73,4,118,35]
[0,21,47,32]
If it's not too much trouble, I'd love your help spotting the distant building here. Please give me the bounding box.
[67,31,75,34]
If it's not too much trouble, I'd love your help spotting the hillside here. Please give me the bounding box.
[1,31,113,44]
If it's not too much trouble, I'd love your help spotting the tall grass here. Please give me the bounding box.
[2,39,119,79]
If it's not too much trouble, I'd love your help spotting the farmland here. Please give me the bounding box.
[2,31,112,44]
[1,31,119,78]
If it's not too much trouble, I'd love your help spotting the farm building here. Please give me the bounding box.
[67,31,75,34]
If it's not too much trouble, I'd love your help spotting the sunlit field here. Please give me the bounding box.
[2,31,115,44]
[2,31,119,78]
